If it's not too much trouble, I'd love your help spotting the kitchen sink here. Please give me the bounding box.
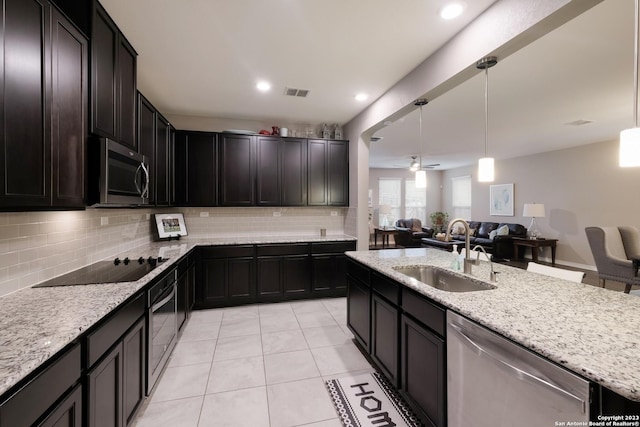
[392,265,496,292]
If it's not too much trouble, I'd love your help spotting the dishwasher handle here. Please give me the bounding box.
[449,322,587,413]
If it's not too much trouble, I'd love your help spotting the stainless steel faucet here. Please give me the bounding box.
[471,244,498,282]
[445,218,473,274]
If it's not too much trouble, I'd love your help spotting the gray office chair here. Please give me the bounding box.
[585,226,640,293]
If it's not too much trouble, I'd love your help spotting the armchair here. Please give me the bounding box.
[395,218,433,248]
[585,226,640,293]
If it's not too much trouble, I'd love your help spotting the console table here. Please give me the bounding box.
[512,237,558,265]
[374,227,397,248]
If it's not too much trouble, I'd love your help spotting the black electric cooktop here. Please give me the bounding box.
[33,257,167,288]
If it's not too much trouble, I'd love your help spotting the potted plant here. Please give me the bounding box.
[429,211,449,233]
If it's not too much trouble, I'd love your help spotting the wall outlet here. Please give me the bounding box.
[273,211,282,217]
[100,217,109,226]
[330,211,338,217]
[200,212,210,217]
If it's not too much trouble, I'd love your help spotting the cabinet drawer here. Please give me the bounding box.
[200,245,254,258]
[372,272,400,305]
[402,289,445,337]
[86,293,145,367]
[256,244,309,256]
[0,343,81,427]
[347,259,370,285]
[311,241,356,254]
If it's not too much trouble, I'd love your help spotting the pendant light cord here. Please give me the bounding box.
[635,0,639,128]
[484,66,489,157]
[419,104,423,168]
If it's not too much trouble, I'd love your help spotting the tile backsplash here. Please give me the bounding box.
[0,207,347,296]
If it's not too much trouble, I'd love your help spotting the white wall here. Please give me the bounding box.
[441,138,640,269]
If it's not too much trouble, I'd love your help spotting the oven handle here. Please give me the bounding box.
[152,283,176,312]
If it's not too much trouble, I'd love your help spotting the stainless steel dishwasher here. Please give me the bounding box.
[447,311,590,426]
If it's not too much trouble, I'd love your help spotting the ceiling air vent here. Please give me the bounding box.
[370,136,384,143]
[564,119,593,126]
[284,87,310,97]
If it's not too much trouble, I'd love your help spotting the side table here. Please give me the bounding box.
[512,237,558,265]
[374,227,397,248]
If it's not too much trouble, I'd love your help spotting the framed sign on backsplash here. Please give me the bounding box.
[490,184,514,216]
[153,213,188,240]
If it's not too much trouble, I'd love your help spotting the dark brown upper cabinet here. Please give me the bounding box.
[219,133,255,206]
[137,92,171,206]
[256,136,307,206]
[308,139,349,206]
[0,0,87,209]
[91,1,137,149]
[174,131,218,206]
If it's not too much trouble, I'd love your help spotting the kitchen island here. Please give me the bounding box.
[346,248,640,423]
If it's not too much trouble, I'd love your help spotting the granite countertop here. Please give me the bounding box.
[0,234,355,397]
[346,248,640,402]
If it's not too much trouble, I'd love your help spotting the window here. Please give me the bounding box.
[379,178,401,226]
[405,180,426,223]
[452,175,471,219]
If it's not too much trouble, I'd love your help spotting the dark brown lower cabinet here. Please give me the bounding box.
[256,244,310,301]
[39,384,82,427]
[197,246,255,308]
[400,314,445,427]
[347,275,370,351]
[177,254,196,332]
[311,242,355,295]
[87,316,145,427]
[88,342,123,427]
[371,293,399,386]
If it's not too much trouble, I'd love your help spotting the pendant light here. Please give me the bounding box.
[477,56,497,182]
[620,0,640,167]
[415,99,428,188]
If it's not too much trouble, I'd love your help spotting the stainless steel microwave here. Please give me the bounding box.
[88,138,149,206]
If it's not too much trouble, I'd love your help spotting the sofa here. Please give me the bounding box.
[421,221,527,260]
[394,218,434,248]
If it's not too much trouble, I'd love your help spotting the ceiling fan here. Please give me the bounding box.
[402,156,440,170]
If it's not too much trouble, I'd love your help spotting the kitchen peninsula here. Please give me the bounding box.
[346,247,640,424]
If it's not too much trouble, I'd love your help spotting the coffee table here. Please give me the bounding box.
[374,227,397,248]
[512,237,558,265]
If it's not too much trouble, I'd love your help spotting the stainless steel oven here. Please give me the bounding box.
[89,137,149,206]
[147,269,178,394]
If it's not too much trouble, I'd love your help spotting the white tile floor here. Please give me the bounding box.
[133,297,375,427]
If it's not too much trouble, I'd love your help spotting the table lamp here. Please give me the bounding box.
[379,204,392,228]
[523,203,545,239]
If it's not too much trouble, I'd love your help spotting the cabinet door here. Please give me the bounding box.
[333,254,349,291]
[155,114,170,205]
[307,139,327,205]
[38,384,82,427]
[0,0,50,207]
[122,318,145,426]
[400,314,445,427]
[219,134,255,206]
[117,36,136,150]
[256,136,280,205]
[88,342,124,427]
[91,3,117,139]
[283,255,310,296]
[311,255,335,292]
[347,277,370,350]
[51,7,87,207]
[282,138,307,206]
[175,131,217,206]
[199,258,227,305]
[371,294,399,386]
[137,94,155,203]
[228,257,255,302]
[177,269,188,331]
[328,140,348,206]
[257,257,282,298]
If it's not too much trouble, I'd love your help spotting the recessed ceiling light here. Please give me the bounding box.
[440,2,465,20]
[256,81,271,92]
[355,93,368,102]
